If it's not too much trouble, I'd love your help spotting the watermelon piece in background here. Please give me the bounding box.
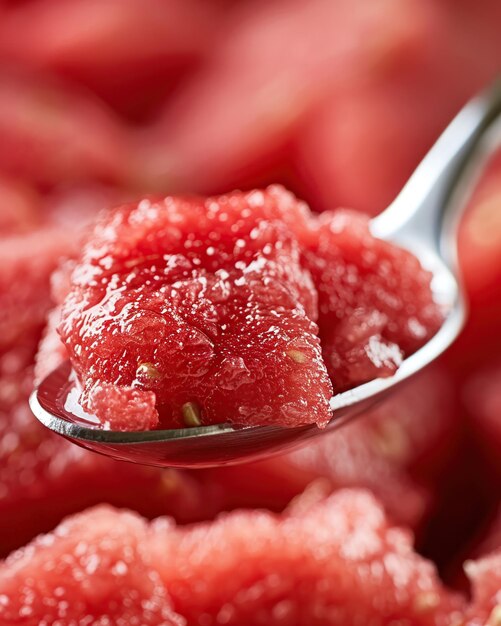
[0,0,218,120]
[0,506,183,625]
[0,179,129,361]
[294,0,501,215]
[0,176,40,234]
[135,0,433,195]
[0,227,77,357]
[57,189,333,430]
[204,433,432,532]
[0,69,130,188]
[0,492,465,626]
[149,489,464,625]
[43,182,130,231]
[294,73,458,216]
[135,0,501,212]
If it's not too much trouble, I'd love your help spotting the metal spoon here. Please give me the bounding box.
[30,81,501,469]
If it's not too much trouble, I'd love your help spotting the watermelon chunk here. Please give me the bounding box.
[0,176,39,235]
[296,206,443,391]
[0,492,464,626]
[136,0,443,197]
[58,189,333,430]
[0,69,129,187]
[0,506,183,625]
[57,186,441,430]
[149,490,464,625]
[0,0,217,119]
[0,226,78,358]
[294,0,501,217]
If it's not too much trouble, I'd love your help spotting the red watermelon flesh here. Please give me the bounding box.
[298,208,443,391]
[0,220,226,553]
[136,0,441,196]
[282,424,432,530]
[0,492,464,626]
[0,228,79,357]
[294,0,501,217]
[37,308,436,532]
[42,307,442,530]
[0,176,40,235]
[0,506,184,626]
[0,69,130,188]
[57,185,442,430]
[148,489,464,625]
[0,0,217,119]
[58,188,333,430]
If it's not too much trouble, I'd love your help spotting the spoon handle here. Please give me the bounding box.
[371,78,501,269]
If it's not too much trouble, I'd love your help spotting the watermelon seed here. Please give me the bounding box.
[182,402,202,427]
[287,349,307,364]
[136,362,161,380]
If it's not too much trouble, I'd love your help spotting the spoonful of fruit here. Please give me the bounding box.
[31,80,501,468]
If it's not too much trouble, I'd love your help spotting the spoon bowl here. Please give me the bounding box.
[30,80,501,468]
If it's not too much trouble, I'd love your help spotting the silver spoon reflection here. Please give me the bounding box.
[30,81,501,468]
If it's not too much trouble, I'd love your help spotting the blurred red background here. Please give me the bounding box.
[0,0,500,600]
